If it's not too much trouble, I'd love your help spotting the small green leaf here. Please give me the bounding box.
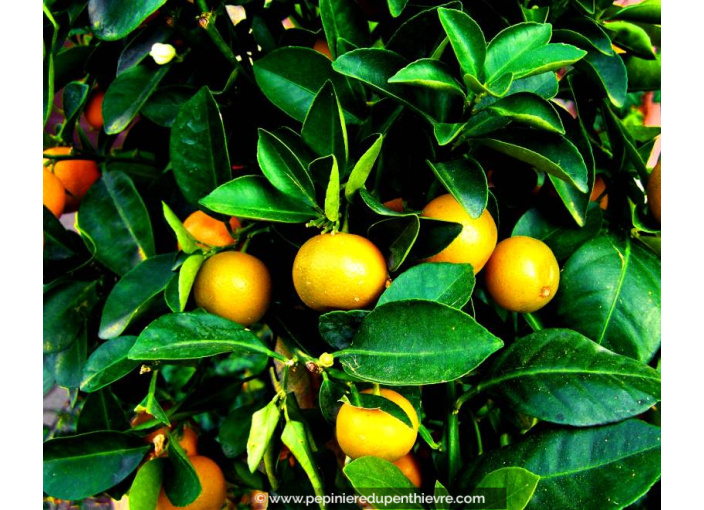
[553,19,614,56]
[324,157,341,222]
[77,389,129,433]
[88,0,166,40]
[607,0,660,23]
[438,8,486,81]
[377,263,474,309]
[137,370,170,426]
[219,405,257,459]
[163,432,201,506]
[485,23,551,82]
[344,457,422,508]
[340,394,413,428]
[281,420,327,507]
[81,336,140,392]
[54,328,88,389]
[574,50,628,108]
[411,218,463,260]
[368,216,420,272]
[247,401,281,473]
[604,21,656,60]
[359,189,417,217]
[44,280,98,353]
[345,135,384,200]
[319,310,369,350]
[475,467,540,510]
[389,59,466,98]
[464,72,513,98]
[387,0,409,18]
[177,254,204,312]
[427,158,489,218]
[488,93,565,133]
[319,0,370,57]
[162,202,198,255]
[258,129,317,206]
[302,81,349,168]
[127,458,165,510]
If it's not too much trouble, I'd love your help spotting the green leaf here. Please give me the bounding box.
[574,50,628,108]
[247,401,282,472]
[54,328,88,389]
[427,158,489,218]
[99,254,176,339]
[81,336,139,392]
[43,10,55,128]
[572,0,595,14]
[142,85,193,128]
[103,64,168,134]
[77,389,129,433]
[411,218,463,260]
[117,24,172,76]
[338,300,503,385]
[521,6,549,23]
[258,129,316,206]
[324,156,341,222]
[387,0,409,18]
[43,432,149,500]
[553,19,614,56]
[170,87,232,204]
[77,171,155,276]
[437,8,486,80]
[434,480,451,510]
[604,21,656,60]
[345,134,384,200]
[341,393,415,428]
[481,329,661,426]
[162,202,197,255]
[624,54,660,91]
[219,405,257,459]
[129,312,277,360]
[319,310,369,350]
[434,111,510,146]
[377,263,474,309]
[177,254,204,312]
[137,370,170,426]
[126,458,165,510]
[475,467,540,510]
[512,204,603,261]
[460,419,661,509]
[386,1,462,61]
[320,0,369,57]
[359,188,416,217]
[62,81,90,138]
[556,234,660,362]
[43,207,83,261]
[201,175,318,223]
[464,72,513,98]
[319,375,347,423]
[88,0,166,40]
[254,47,362,124]
[44,280,98,353]
[388,59,466,98]
[367,216,420,272]
[488,93,564,133]
[480,129,588,192]
[281,420,326,506]
[607,0,660,24]
[344,457,422,509]
[302,81,349,168]
[164,432,201,506]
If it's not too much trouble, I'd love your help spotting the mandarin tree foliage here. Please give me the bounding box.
[43,0,661,508]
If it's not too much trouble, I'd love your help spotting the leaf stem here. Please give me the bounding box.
[523,312,543,332]
[468,409,483,456]
[348,382,362,406]
[446,381,461,484]
[454,385,481,412]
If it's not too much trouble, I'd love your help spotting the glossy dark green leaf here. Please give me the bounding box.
[341,393,413,428]
[176,254,203,312]
[324,156,341,222]
[164,433,201,506]
[602,103,648,178]
[319,310,369,350]
[281,420,326,502]
[302,81,349,170]
[505,72,559,100]
[142,85,193,128]
[475,467,540,510]
[387,0,409,17]
[162,202,197,255]
[438,8,486,80]
[521,6,549,23]
[137,370,170,427]
[434,111,510,146]
[411,217,463,260]
[320,0,369,57]
[201,175,319,223]
[427,158,488,219]
[258,129,316,206]
[512,204,603,261]
[43,8,57,127]
[102,64,168,134]
[368,216,420,271]
[338,300,503,385]
[44,280,98,353]
[247,401,282,472]
[346,135,383,200]
[77,171,155,275]
[572,0,595,14]
[43,432,149,500]
[480,129,588,192]
[388,59,466,98]
[43,207,83,261]
[54,328,88,389]
[464,72,513,98]
[386,2,462,61]
[574,50,628,108]
[117,24,171,75]
[254,47,362,124]
[488,93,564,133]
[77,388,129,433]
[556,234,660,361]
[99,254,176,339]
[54,46,93,92]
[604,21,656,60]
[344,457,422,508]
[219,405,257,459]
[481,329,661,426]
[607,0,660,23]
[460,420,661,509]
[170,87,232,204]
[88,0,166,40]
[359,188,416,217]
[62,81,90,137]
[553,19,614,56]
[378,263,474,309]
[127,458,165,510]
[624,54,660,91]
[129,312,277,360]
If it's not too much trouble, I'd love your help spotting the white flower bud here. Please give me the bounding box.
[150,43,177,65]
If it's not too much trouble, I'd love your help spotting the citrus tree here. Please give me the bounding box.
[43,0,661,508]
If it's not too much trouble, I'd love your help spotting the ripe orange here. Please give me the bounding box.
[590,175,609,210]
[43,147,101,212]
[313,39,332,60]
[157,456,227,510]
[647,161,661,223]
[131,413,199,457]
[392,453,422,488]
[193,251,272,326]
[421,194,498,273]
[336,388,419,462]
[85,90,105,130]
[182,210,241,248]
[484,236,560,313]
[292,232,388,311]
[43,167,66,218]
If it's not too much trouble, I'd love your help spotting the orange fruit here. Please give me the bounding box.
[157,456,227,510]
[43,167,66,218]
[182,210,241,248]
[484,236,560,313]
[336,388,419,462]
[313,39,332,60]
[43,147,101,212]
[131,413,198,456]
[193,251,272,326]
[647,161,661,223]
[292,232,388,311]
[421,194,498,273]
[392,453,422,488]
[382,197,404,213]
[590,175,609,210]
[85,90,105,130]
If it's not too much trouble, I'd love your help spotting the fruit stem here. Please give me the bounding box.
[372,383,381,396]
[523,312,543,332]
[341,202,351,233]
[348,383,362,406]
[446,381,461,484]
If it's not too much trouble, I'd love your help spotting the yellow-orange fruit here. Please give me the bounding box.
[44,147,101,212]
[392,453,422,488]
[43,167,66,218]
[590,175,609,210]
[85,90,105,130]
[157,456,227,510]
[313,39,332,60]
[182,210,241,248]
